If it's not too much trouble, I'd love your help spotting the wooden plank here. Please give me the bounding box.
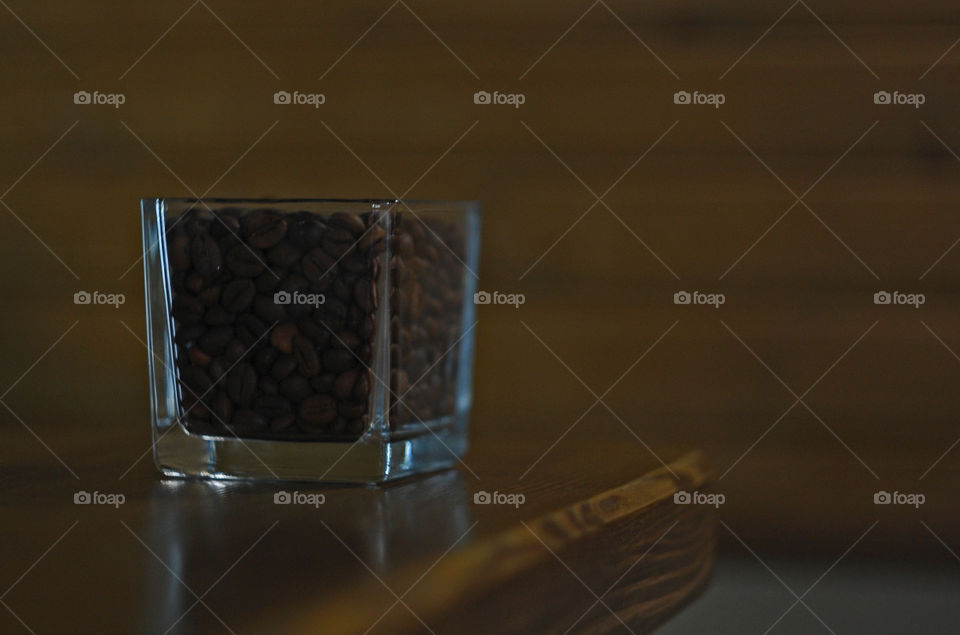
[0,403,712,633]
[251,452,713,634]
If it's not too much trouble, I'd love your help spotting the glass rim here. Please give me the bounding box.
[142,197,480,207]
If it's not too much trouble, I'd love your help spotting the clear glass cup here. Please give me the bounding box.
[141,198,480,483]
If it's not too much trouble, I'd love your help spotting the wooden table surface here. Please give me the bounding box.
[1,418,712,634]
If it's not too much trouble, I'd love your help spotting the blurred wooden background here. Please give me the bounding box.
[2,0,960,558]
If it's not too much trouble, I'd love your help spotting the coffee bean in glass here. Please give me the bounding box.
[226,244,265,277]
[190,233,221,277]
[222,278,255,313]
[163,203,468,444]
[299,394,337,429]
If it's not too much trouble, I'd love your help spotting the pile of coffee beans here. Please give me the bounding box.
[388,212,464,428]
[166,204,465,441]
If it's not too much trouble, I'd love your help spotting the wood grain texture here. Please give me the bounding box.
[262,451,713,634]
[0,410,713,633]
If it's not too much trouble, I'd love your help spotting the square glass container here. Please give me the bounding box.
[142,198,480,483]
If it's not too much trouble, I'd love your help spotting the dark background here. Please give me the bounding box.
[2,1,960,631]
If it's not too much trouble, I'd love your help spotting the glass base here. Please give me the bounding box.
[154,416,468,484]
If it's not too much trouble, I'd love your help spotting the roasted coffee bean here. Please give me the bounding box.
[358,224,385,251]
[326,227,355,244]
[224,339,247,364]
[209,359,229,385]
[235,314,267,346]
[249,217,287,248]
[270,321,299,353]
[254,295,287,323]
[330,416,348,434]
[323,348,354,373]
[169,234,191,271]
[347,418,365,435]
[286,212,324,249]
[198,326,233,356]
[271,354,297,381]
[323,297,348,323]
[267,241,301,267]
[297,318,330,347]
[182,390,200,411]
[391,256,408,284]
[226,244,265,277]
[175,323,205,346]
[338,401,366,418]
[254,346,278,374]
[293,336,320,376]
[197,284,221,307]
[321,235,352,259]
[330,278,350,303]
[255,270,284,293]
[301,248,336,283]
[299,394,336,427]
[232,409,267,431]
[397,232,414,257]
[214,390,233,423]
[341,254,368,274]
[309,273,333,294]
[280,374,312,402]
[333,368,358,401]
[227,363,257,407]
[322,312,347,334]
[217,232,240,257]
[270,415,297,432]
[346,304,364,328]
[259,376,279,395]
[310,373,335,394]
[329,212,366,237]
[191,233,222,277]
[173,294,204,324]
[210,212,240,239]
[240,209,274,236]
[335,330,361,351]
[358,315,375,339]
[187,403,211,420]
[187,346,212,367]
[204,306,235,326]
[253,394,292,419]
[168,206,408,441]
[353,372,369,401]
[222,278,255,313]
[181,366,212,395]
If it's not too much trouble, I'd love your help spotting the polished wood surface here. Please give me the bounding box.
[1,418,712,633]
[264,452,712,634]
